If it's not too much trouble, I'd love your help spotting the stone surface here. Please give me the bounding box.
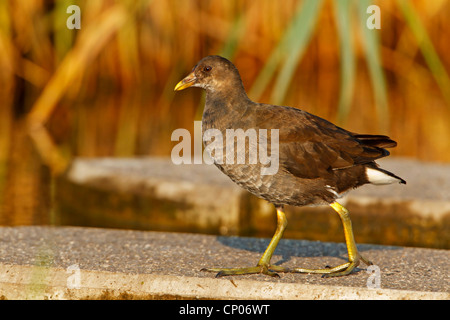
[56,157,450,248]
[0,226,448,300]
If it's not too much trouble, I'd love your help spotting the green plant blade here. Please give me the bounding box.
[397,0,450,106]
[271,0,324,105]
[249,0,324,103]
[358,0,389,131]
[334,0,356,124]
[220,12,246,61]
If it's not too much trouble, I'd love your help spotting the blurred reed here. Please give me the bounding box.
[0,0,449,225]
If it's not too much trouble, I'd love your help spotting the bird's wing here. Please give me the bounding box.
[253,105,392,179]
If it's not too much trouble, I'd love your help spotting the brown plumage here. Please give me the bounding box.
[175,55,406,277]
[176,55,404,206]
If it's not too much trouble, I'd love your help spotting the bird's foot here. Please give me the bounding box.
[201,264,289,278]
[291,254,373,277]
[200,255,372,278]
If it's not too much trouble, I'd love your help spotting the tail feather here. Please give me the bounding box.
[366,166,406,185]
[353,134,397,148]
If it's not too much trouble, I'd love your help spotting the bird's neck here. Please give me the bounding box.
[204,82,252,112]
[202,86,253,131]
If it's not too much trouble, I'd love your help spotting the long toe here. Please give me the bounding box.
[201,264,289,278]
[291,254,372,277]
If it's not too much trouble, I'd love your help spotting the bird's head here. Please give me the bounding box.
[174,55,244,94]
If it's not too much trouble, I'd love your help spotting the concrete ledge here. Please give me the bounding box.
[56,157,450,248]
[0,226,448,300]
[1,265,446,300]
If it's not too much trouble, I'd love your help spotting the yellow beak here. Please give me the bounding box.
[174,72,197,91]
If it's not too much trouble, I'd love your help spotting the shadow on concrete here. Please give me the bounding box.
[215,235,401,273]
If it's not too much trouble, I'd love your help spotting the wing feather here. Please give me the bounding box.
[253,105,395,179]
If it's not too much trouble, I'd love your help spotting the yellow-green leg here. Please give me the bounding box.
[201,202,372,278]
[292,202,372,277]
[201,206,288,277]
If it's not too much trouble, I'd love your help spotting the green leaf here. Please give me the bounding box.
[397,0,450,105]
[249,0,324,103]
[271,0,324,105]
[358,0,389,131]
[334,0,356,124]
[220,13,246,61]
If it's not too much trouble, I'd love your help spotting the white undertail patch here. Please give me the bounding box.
[366,168,400,185]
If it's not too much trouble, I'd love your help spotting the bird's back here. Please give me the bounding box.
[202,102,404,206]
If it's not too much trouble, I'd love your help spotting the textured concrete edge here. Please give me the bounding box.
[0,264,447,300]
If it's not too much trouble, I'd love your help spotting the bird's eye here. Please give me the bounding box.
[204,66,212,72]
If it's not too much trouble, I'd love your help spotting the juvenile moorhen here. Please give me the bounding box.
[174,55,406,277]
